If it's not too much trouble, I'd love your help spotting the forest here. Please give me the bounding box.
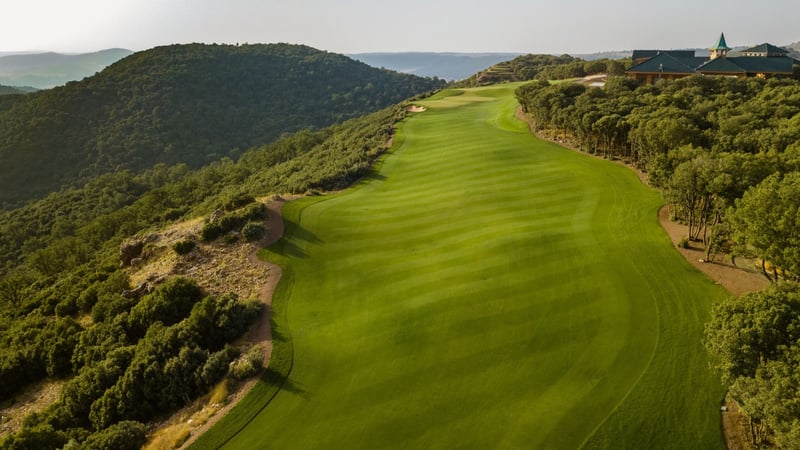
[516,74,800,447]
[0,43,444,207]
[0,86,410,447]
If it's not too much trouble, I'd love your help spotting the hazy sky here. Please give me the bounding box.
[3,0,799,54]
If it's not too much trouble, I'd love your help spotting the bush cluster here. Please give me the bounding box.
[2,278,261,447]
[201,202,269,243]
[172,240,196,255]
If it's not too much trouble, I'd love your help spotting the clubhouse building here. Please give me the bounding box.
[627,33,798,84]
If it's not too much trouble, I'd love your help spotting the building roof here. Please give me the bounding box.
[632,50,695,61]
[627,52,706,74]
[628,53,794,77]
[692,55,792,75]
[729,56,794,74]
[739,43,789,57]
[696,57,746,74]
[710,32,731,51]
[628,34,797,79]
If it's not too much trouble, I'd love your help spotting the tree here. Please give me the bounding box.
[705,284,800,446]
[79,420,147,450]
[729,172,800,281]
[665,152,737,244]
[127,277,203,337]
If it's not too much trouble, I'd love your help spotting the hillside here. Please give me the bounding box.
[0,43,444,207]
[349,52,521,81]
[0,85,32,96]
[0,48,133,89]
[0,101,408,449]
[456,53,627,86]
[787,41,800,58]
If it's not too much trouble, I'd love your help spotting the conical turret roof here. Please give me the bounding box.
[710,32,731,51]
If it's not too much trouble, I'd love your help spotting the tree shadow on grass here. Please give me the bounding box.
[277,220,323,259]
[263,368,309,399]
[284,220,322,244]
[270,324,288,343]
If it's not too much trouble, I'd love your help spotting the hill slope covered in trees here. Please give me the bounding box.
[0,101,410,448]
[454,53,628,87]
[0,43,444,207]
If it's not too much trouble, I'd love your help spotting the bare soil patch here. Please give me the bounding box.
[0,379,61,438]
[658,206,768,296]
[722,398,757,450]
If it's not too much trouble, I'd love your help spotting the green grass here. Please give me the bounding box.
[208,84,726,449]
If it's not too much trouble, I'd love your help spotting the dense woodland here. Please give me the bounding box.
[517,74,800,447]
[0,43,444,207]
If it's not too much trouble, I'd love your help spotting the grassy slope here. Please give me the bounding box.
[218,84,725,449]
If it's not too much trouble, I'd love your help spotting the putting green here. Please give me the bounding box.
[220,84,726,449]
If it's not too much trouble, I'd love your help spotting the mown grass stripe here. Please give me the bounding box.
[205,84,726,450]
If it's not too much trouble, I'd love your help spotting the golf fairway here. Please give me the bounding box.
[219,84,727,449]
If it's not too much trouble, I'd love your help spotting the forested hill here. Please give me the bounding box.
[0,43,444,207]
[454,53,628,87]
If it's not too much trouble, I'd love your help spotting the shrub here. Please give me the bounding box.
[172,240,196,255]
[229,344,264,380]
[242,222,266,242]
[80,420,147,450]
[218,214,246,232]
[55,297,79,317]
[677,237,690,249]
[201,223,224,242]
[201,346,239,386]
[162,207,186,221]
[221,193,255,211]
[244,202,268,221]
[77,286,99,313]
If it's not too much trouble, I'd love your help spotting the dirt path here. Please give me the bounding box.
[657,206,768,297]
[177,196,291,449]
[722,399,757,450]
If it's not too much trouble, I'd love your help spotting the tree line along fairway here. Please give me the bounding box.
[217,84,727,449]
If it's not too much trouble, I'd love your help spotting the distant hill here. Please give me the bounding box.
[572,51,632,61]
[0,43,444,207]
[786,42,800,59]
[349,52,521,81]
[0,85,36,95]
[0,48,133,88]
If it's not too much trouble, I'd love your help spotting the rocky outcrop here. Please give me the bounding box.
[119,240,144,267]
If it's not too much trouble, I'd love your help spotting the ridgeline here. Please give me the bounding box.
[0,43,444,207]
